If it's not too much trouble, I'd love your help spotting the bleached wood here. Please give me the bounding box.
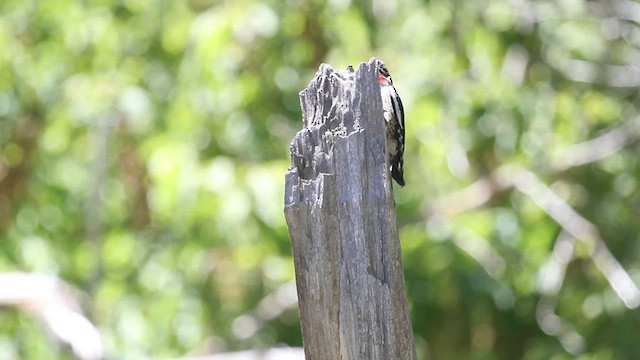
[284,58,416,360]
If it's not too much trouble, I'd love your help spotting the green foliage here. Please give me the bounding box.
[2,0,640,359]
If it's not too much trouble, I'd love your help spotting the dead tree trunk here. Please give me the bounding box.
[284,58,416,360]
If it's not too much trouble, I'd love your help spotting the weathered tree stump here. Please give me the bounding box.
[284,58,416,360]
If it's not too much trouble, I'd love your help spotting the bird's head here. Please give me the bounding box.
[377,62,393,86]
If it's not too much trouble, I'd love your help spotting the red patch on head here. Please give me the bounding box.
[378,74,388,84]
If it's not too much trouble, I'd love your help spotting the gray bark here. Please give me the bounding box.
[284,58,416,360]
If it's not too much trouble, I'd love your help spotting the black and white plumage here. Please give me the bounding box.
[377,62,405,186]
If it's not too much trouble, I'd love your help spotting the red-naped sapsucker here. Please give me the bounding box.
[377,62,405,186]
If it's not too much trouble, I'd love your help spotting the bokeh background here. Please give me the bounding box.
[2,0,640,359]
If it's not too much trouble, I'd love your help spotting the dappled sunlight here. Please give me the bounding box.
[2,0,640,359]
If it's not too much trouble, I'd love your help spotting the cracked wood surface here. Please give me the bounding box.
[284,58,416,360]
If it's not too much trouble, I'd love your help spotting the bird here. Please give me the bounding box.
[377,61,405,186]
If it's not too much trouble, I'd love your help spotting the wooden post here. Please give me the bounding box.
[284,58,416,360]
